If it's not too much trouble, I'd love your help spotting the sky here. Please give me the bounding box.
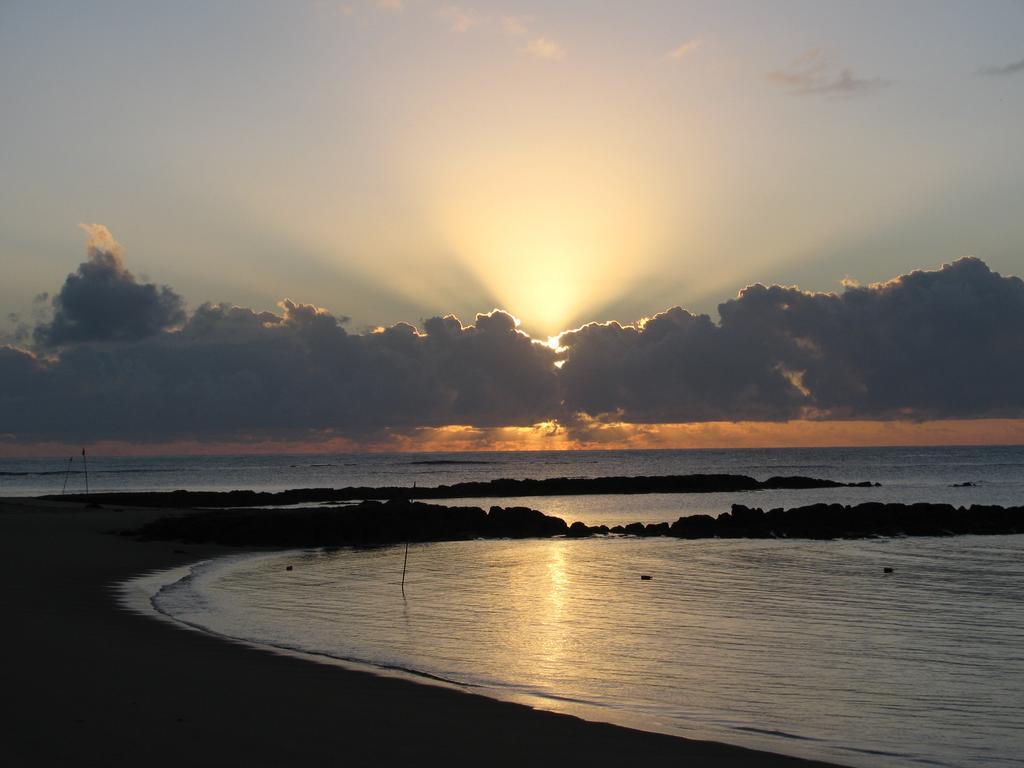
[1,0,1023,453]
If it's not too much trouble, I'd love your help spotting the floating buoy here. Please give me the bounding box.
[640,574,652,581]
[883,567,894,574]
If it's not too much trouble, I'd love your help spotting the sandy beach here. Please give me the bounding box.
[0,497,843,767]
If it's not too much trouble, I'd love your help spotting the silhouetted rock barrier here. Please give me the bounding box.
[53,473,877,508]
[695,502,1024,539]
[133,500,1024,548]
[607,502,1024,540]
[135,500,570,547]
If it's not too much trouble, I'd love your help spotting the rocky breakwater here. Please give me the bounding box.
[132,500,1024,548]
[53,473,878,508]
[134,499,575,547]
[606,502,1024,540]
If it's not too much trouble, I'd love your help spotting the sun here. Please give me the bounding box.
[428,130,674,337]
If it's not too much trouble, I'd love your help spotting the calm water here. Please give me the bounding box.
[24,445,1024,765]
[150,535,1024,768]
[5,446,1024,525]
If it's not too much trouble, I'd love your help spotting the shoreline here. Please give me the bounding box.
[1,496,845,767]
[121,557,534,703]
[121,552,801,757]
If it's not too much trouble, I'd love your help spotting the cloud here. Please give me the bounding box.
[560,256,1024,424]
[558,309,806,423]
[523,37,565,61]
[3,232,1024,445]
[666,39,701,61]
[33,225,185,348]
[979,56,1024,76]
[1,292,50,345]
[376,0,402,10]
[3,279,560,443]
[501,15,531,36]
[712,257,1024,420]
[437,5,478,33]
[769,49,889,95]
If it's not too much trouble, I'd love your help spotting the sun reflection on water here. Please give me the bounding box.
[164,536,1024,768]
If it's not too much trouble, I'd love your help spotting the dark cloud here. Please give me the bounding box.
[769,50,889,95]
[714,257,1024,420]
[979,57,1024,76]
[2,228,1023,444]
[2,293,51,345]
[558,257,1024,424]
[1,295,559,442]
[34,225,185,347]
[557,308,805,423]
[0,345,43,396]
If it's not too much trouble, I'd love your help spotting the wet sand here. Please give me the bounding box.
[0,497,844,767]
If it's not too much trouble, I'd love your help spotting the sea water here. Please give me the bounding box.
[19,445,1023,765]
[150,534,1024,768]
[4,446,1024,519]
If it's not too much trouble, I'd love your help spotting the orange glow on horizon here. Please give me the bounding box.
[3,419,1023,458]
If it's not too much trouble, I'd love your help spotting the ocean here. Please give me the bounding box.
[144,535,1024,768]
[5,445,1024,516]
[21,445,1024,767]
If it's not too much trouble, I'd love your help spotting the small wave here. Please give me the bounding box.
[833,744,948,766]
[0,470,72,477]
[733,725,819,742]
[741,465,838,471]
[149,564,480,690]
[0,468,183,476]
[96,468,183,475]
[407,460,496,465]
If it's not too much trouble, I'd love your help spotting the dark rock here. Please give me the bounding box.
[487,505,567,538]
[677,502,1024,540]
[134,500,1024,548]
[761,476,846,490]
[567,521,609,537]
[669,514,717,538]
[137,499,569,547]
[643,522,670,536]
[567,521,592,537]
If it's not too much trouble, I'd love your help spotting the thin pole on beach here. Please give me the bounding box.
[82,448,89,495]
[61,456,73,495]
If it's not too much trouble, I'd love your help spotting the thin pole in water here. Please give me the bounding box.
[401,540,409,594]
[82,448,89,495]
[401,481,415,594]
[61,456,73,495]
